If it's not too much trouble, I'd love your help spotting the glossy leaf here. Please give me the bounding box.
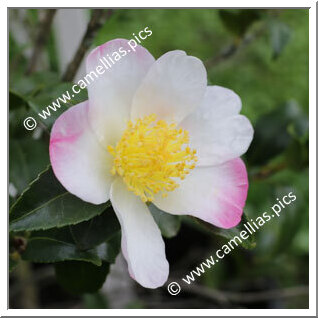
[95,232,121,264]
[22,236,102,266]
[70,208,120,250]
[23,215,121,265]
[10,167,110,232]
[9,138,50,195]
[149,203,181,238]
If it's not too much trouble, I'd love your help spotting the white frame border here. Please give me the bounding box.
[3,1,316,316]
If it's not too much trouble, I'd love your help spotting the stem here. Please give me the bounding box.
[26,9,57,75]
[14,262,39,308]
[251,162,287,181]
[62,9,113,82]
[205,24,266,69]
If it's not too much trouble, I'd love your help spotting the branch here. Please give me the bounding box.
[14,262,39,308]
[205,42,239,69]
[223,285,308,304]
[62,9,113,82]
[26,9,57,75]
[251,162,287,181]
[205,25,266,69]
[181,283,308,305]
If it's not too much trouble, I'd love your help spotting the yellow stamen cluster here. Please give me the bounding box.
[107,114,197,202]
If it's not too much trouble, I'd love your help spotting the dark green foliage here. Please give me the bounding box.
[69,209,120,250]
[55,261,110,295]
[9,138,50,194]
[149,203,181,238]
[22,212,121,265]
[22,236,103,266]
[188,213,256,250]
[219,9,262,37]
[10,167,110,232]
[247,101,308,166]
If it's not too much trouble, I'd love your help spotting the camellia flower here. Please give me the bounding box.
[49,39,253,288]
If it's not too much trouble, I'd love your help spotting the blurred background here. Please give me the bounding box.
[9,8,309,309]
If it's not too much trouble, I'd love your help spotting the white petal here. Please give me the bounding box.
[153,159,248,229]
[110,178,169,288]
[86,39,155,147]
[49,101,113,204]
[131,50,207,124]
[181,86,254,166]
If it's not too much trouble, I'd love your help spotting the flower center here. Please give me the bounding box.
[107,114,197,202]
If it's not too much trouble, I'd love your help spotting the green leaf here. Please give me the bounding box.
[31,226,75,242]
[70,208,120,250]
[188,213,256,250]
[270,20,292,59]
[24,215,121,265]
[149,204,181,238]
[55,261,110,295]
[94,232,121,264]
[270,187,303,255]
[9,34,27,73]
[10,72,88,130]
[9,106,35,139]
[9,138,50,195]
[9,90,28,110]
[27,83,88,129]
[10,72,60,97]
[10,73,59,104]
[22,236,102,266]
[10,167,110,232]
[285,116,309,170]
[247,101,306,166]
[262,171,308,256]
[285,139,309,171]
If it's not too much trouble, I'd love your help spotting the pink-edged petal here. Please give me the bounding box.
[49,101,113,204]
[131,50,207,124]
[110,178,169,288]
[153,158,248,229]
[86,39,155,147]
[181,86,254,166]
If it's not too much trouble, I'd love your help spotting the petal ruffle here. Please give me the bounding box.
[86,39,155,147]
[131,50,207,124]
[153,158,248,229]
[50,101,113,204]
[181,86,254,166]
[110,178,169,288]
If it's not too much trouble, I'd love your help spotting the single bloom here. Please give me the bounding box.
[49,39,254,288]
